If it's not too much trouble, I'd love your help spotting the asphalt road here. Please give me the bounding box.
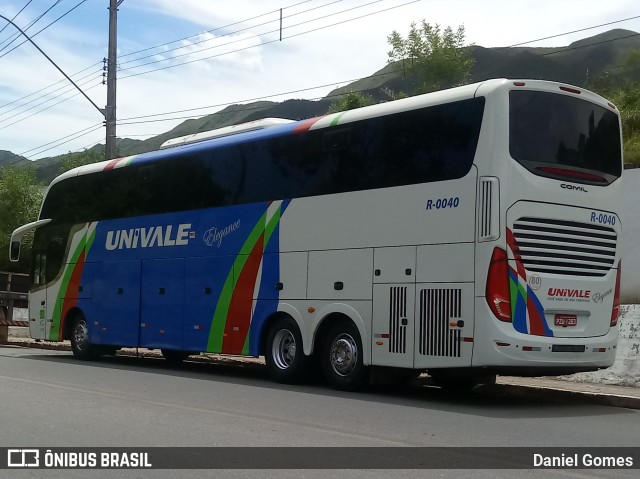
[1,345,639,479]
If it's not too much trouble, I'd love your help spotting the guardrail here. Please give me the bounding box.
[0,272,29,343]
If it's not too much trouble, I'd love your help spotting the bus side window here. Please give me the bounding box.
[137,164,160,215]
[322,128,350,152]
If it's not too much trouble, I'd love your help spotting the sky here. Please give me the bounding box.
[0,0,639,162]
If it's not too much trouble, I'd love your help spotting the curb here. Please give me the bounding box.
[490,382,640,410]
[6,339,72,351]
[4,339,640,410]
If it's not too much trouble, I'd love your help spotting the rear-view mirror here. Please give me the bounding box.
[10,240,20,262]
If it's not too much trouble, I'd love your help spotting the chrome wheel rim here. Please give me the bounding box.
[73,320,88,352]
[330,333,358,377]
[272,329,296,370]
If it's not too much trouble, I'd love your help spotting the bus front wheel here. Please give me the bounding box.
[70,315,93,360]
[265,317,309,384]
[321,321,368,391]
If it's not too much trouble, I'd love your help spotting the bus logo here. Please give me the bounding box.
[560,184,588,192]
[105,224,192,250]
[8,449,40,468]
[547,288,590,299]
[203,220,241,248]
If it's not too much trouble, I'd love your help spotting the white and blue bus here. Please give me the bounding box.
[11,78,623,390]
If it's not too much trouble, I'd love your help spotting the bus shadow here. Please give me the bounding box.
[20,351,634,420]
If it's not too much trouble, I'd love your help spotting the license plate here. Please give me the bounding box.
[555,314,577,327]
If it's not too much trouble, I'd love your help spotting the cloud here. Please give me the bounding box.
[125,31,266,75]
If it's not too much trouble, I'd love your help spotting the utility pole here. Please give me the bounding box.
[105,0,122,160]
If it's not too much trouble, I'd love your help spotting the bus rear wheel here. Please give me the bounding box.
[321,321,368,391]
[265,317,309,384]
[70,315,93,360]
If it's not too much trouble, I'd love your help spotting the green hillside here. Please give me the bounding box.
[0,150,27,168]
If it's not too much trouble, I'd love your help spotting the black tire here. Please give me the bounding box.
[70,314,93,360]
[321,321,368,391]
[265,316,310,384]
[161,349,190,365]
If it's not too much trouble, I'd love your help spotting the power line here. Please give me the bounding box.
[118,0,318,61]
[8,6,638,116]
[0,61,101,112]
[117,15,640,124]
[23,124,104,159]
[0,68,101,120]
[119,0,377,72]
[0,0,34,36]
[119,0,418,79]
[18,122,104,156]
[540,31,640,56]
[117,75,375,124]
[0,1,336,125]
[77,135,106,152]
[505,14,640,48]
[19,19,640,160]
[0,80,103,132]
[8,8,640,161]
[119,0,345,68]
[0,0,61,53]
[0,0,89,60]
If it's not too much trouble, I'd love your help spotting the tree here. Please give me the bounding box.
[327,91,375,114]
[0,166,43,272]
[586,50,640,166]
[387,21,474,94]
[610,85,640,165]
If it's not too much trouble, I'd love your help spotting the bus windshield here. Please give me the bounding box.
[509,90,622,185]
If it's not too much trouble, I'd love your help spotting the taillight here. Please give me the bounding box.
[611,262,621,326]
[536,166,607,183]
[486,247,512,322]
[559,85,581,95]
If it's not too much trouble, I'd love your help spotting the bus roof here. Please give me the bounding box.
[159,118,295,149]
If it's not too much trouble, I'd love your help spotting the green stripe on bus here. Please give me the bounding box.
[330,113,344,127]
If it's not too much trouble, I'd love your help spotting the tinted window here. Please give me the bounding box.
[510,90,622,184]
[31,224,70,284]
[41,97,485,223]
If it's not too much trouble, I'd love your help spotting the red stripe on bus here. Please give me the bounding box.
[293,116,323,134]
[221,233,265,355]
[103,158,122,171]
[59,250,86,341]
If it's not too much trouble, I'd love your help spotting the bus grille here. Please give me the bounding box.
[418,288,461,357]
[512,217,617,277]
[388,286,407,354]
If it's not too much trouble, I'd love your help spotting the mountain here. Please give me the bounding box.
[8,28,640,183]
[0,150,27,168]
